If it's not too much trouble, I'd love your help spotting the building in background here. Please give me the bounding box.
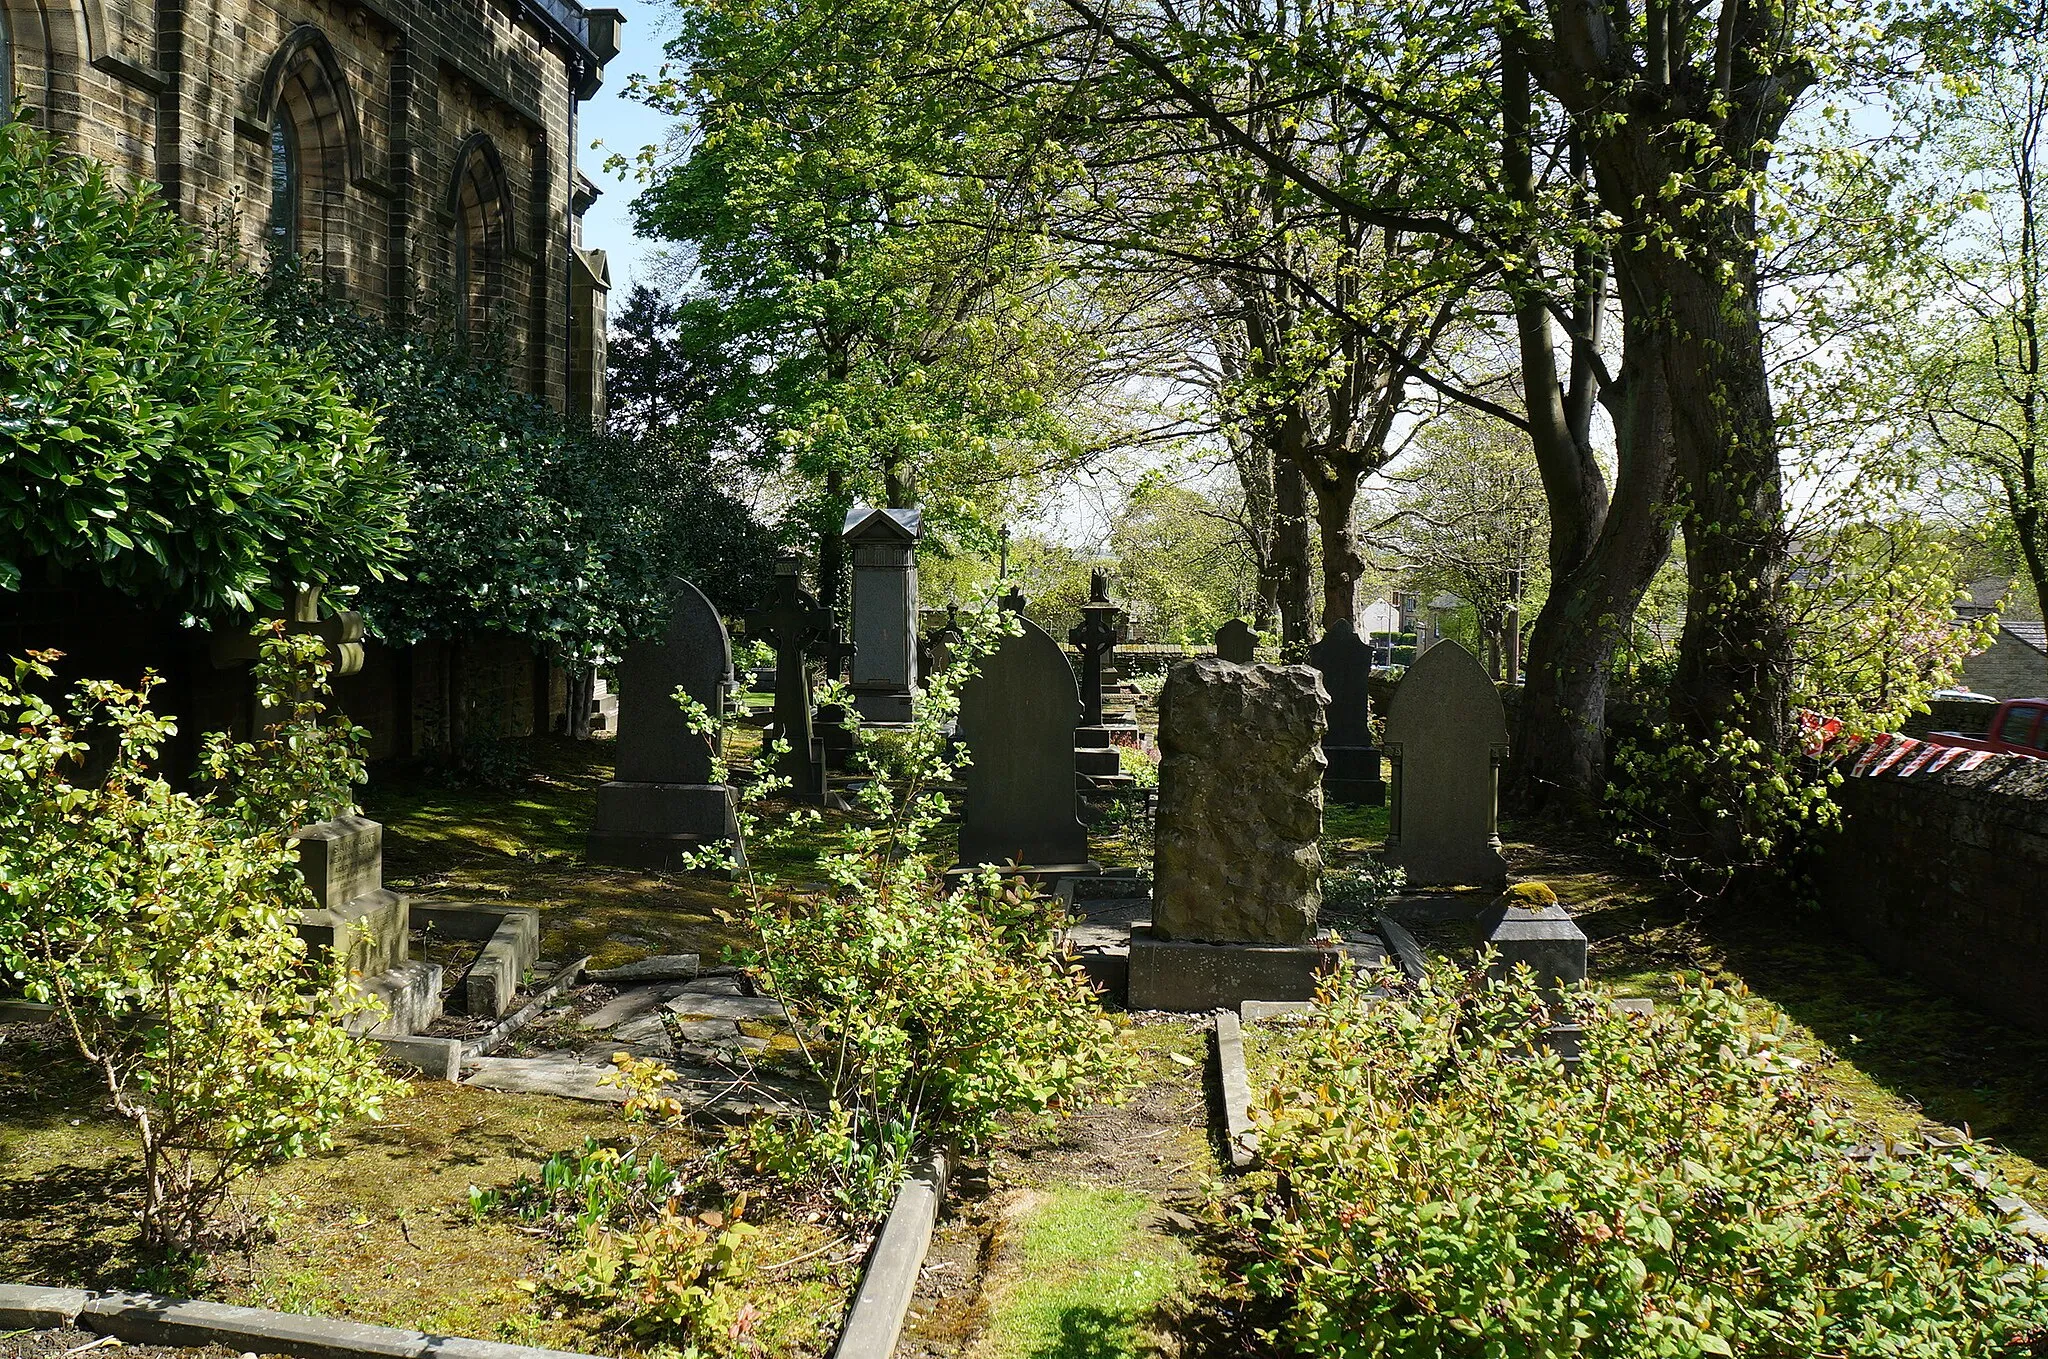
[1,0,619,419]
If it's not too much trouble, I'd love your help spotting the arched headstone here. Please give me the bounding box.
[955,614,1095,873]
[587,578,741,869]
[1382,640,1508,887]
[1214,618,1257,664]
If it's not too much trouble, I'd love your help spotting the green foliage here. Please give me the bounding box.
[1246,963,2048,1357]
[0,120,408,613]
[1107,475,1262,644]
[258,268,776,661]
[472,1054,760,1355]
[686,607,1121,1216]
[1320,858,1406,912]
[0,636,397,1249]
[1607,712,1842,902]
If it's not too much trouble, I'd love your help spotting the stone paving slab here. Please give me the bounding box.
[662,993,783,1022]
[586,955,701,985]
[578,984,689,1031]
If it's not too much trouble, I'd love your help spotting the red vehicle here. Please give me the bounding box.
[1926,699,2048,759]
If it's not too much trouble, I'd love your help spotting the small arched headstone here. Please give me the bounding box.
[955,613,1094,873]
[1214,618,1257,664]
[1306,619,1385,805]
[1382,640,1508,887]
[588,577,741,869]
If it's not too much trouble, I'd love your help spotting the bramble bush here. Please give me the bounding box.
[0,629,397,1249]
[685,605,1122,1215]
[1243,962,2048,1357]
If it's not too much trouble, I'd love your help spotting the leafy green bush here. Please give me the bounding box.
[1244,964,2048,1357]
[258,267,777,665]
[690,608,1121,1215]
[0,121,407,612]
[0,632,398,1248]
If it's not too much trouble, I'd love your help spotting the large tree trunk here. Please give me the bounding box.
[1514,323,1677,807]
[1310,470,1362,629]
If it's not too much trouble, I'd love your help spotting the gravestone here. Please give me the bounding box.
[813,619,859,772]
[1306,619,1385,806]
[1383,640,1509,887]
[955,611,1096,874]
[1069,569,1129,788]
[586,578,742,869]
[745,560,837,805]
[1128,658,1337,1009]
[1214,618,1257,664]
[843,506,922,723]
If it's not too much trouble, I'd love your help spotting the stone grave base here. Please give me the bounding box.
[297,887,409,981]
[586,780,741,871]
[1126,922,1343,1012]
[1321,743,1386,806]
[947,859,1103,886]
[852,689,915,724]
[356,959,444,1038]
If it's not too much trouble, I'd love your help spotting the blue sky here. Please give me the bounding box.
[579,0,681,295]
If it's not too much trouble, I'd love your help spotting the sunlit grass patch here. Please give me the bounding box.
[971,1185,1203,1359]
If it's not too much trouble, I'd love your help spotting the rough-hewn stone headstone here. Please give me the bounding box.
[1306,619,1385,806]
[844,506,921,722]
[956,613,1094,872]
[1153,658,1326,944]
[587,577,741,868]
[1214,618,1257,664]
[1383,640,1509,887]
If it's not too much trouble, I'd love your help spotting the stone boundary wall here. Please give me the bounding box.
[1814,755,2048,1033]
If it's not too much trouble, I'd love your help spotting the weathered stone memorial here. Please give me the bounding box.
[955,600,1098,876]
[1128,657,1340,1010]
[922,604,964,680]
[843,505,922,723]
[1307,619,1385,806]
[1383,639,1509,888]
[745,559,839,806]
[1069,569,1130,789]
[1214,617,1257,664]
[586,578,741,869]
[1478,882,1587,990]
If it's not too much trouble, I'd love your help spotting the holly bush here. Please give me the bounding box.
[1245,964,2048,1357]
[0,635,397,1249]
[0,120,407,613]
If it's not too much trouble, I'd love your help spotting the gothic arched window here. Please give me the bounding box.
[267,112,300,255]
[449,137,510,340]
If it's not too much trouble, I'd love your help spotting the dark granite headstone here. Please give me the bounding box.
[955,612,1096,873]
[587,577,742,869]
[843,505,922,722]
[1306,620,1385,806]
[1383,640,1509,887]
[1214,618,1257,664]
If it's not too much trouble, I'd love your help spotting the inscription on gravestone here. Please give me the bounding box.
[1382,640,1509,887]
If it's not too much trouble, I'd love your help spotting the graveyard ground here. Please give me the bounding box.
[5,730,2045,1358]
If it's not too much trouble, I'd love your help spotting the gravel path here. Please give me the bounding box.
[0,1328,246,1359]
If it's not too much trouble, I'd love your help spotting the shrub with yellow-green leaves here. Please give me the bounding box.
[1244,964,2048,1357]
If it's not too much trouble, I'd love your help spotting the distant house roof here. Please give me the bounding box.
[2007,621,2048,655]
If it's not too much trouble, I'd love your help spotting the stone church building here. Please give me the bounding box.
[1,0,623,762]
[0,0,617,417]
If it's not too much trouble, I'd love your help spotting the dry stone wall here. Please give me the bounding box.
[1815,756,2048,1033]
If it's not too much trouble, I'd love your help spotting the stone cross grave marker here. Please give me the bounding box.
[955,610,1095,873]
[1069,569,1128,787]
[1306,619,1385,806]
[209,584,366,676]
[1382,639,1509,887]
[586,577,741,869]
[843,506,922,722]
[1214,618,1257,664]
[745,559,836,805]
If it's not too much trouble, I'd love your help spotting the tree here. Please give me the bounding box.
[1107,474,1263,642]
[0,119,408,615]
[1383,412,1550,674]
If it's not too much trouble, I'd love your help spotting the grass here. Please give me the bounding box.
[971,1188,1204,1359]
[0,1031,853,1355]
